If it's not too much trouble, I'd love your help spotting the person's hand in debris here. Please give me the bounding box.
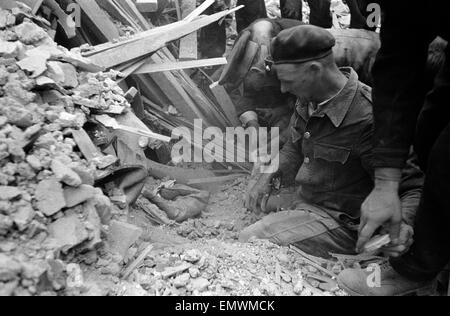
[244,161,277,214]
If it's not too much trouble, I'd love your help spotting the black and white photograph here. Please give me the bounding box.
[0,0,449,300]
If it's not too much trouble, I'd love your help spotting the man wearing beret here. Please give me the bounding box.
[241,25,424,260]
[337,0,450,296]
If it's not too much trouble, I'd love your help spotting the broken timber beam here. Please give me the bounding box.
[179,0,197,61]
[87,6,243,69]
[209,82,240,126]
[134,58,227,74]
[74,0,120,43]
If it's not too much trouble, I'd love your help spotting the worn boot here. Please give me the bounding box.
[337,262,434,296]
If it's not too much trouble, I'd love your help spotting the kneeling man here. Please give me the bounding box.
[241,25,423,259]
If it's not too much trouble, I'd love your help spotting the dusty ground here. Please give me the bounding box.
[76,176,348,296]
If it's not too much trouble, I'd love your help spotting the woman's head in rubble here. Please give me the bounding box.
[273,53,340,102]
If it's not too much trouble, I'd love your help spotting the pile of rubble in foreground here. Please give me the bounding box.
[0,6,137,296]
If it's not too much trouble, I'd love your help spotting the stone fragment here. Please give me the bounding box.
[70,166,94,186]
[108,221,143,257]
[48,214,89,250]
[14,21,47,44]
[26,155,42,170]
[188,267,200,279]
[189,277,210,293]
[11,203,35,231]
[0,10,16,29]
[0,40,18,58]
[66,263,85,291]
[51,159,82,187]
[173,273,190,288]
[35,179,66,216]
[21,260,47,280]
[59,62,78,88]
[0,186,22,200]
[63,184,96,208]
[0,280,18,296]
[0,253,22,282]
[182,249,202,263]
[0,214,13,235]
[39,259,66,292]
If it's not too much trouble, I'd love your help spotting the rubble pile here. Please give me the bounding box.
[114,239,345,296]
[0,6,132,296]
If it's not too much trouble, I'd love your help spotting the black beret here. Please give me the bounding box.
[271,25,336,65]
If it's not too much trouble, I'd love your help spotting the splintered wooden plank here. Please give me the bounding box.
[88,7,242,68]
[183,0,215,22]
[209,82,240,127]
[121,0,152,30]
[134,58,227,74]
[179,0,197,61]
[75,0,120,42]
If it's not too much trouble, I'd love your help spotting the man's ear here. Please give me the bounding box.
[308,62,322,74]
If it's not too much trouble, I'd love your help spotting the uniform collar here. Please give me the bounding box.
[296,68,359,127]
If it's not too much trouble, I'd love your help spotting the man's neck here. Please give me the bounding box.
[313,70,348,105]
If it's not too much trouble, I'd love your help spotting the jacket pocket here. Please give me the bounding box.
[313,143,351,165]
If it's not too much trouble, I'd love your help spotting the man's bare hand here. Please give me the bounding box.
[381,223,414,258]
[356,183,403,253]
[244,165,275,214]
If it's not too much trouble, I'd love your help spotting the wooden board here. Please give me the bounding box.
[134,58,227,74]
[179,0,197,61]
[87,8,241,68]
[209,82,240,127]
[75,0,120,42]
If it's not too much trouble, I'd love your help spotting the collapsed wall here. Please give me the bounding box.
[0,5,132,296]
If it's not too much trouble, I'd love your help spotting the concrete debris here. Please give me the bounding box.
[108,220,143,258]
[63,184,97,208]
[66,263,86,292]
[51,159,82,187]
[0,185,22,200]
[0,253,22,282]
[48,213,89,251]
[14,20,48,44]
[34,179,66,216]
[0,8,136,296]
[17,50,49,78]
[11,203,35,231]
[188,277,210,293]
[173,273,190,288]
